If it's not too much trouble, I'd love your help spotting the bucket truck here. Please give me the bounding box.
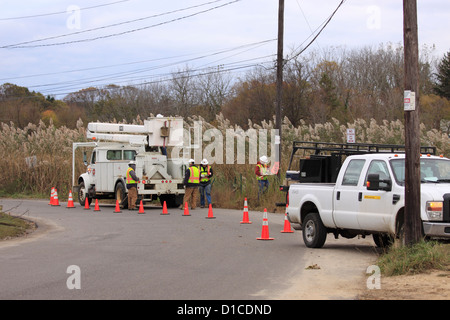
[72,116,187,208]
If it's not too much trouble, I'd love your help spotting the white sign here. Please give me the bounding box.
[404,90,416,111]
[347,128,355,143]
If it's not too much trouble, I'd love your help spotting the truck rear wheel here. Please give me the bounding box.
[302,212,327,248]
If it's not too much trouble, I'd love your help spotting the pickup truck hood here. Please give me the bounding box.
[421,183,450,201]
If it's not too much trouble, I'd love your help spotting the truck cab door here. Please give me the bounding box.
[333,159,366,229]
[358,160,393,232]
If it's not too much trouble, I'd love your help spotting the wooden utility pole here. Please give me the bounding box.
[403,0,422,245]
[275,0,284,177]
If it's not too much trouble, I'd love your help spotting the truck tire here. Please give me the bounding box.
[373,233,394,248]
[78,181,92,206]
[302,212,327,248]
[115,182,128,209]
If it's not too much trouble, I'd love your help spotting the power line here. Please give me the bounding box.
[1,39,275,83]
[0,0,131,21]
[2,0,242,49]
[288,0,346,61]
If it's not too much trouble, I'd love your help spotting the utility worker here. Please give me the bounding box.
[255,155,270,200]
[181,159,200,210]
[126,161,140,210]
[199,158,213,208]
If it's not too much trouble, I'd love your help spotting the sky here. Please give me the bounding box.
[1,0,449,99]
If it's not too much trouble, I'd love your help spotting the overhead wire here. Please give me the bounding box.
[0,0,131,21]
[1,0,242,49]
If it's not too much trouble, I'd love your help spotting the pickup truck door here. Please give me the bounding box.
[357,160,393,232]
[333,159,366,229]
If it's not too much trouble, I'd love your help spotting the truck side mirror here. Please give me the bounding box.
[367,173,380,190]
[367,173,392,191]
[83,151,88,166]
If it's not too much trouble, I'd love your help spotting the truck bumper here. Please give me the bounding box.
[423,222,450,238]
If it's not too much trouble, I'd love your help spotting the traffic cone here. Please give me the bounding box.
[138,200,145,214]
[114,200,122,213]
[281,205,294,233]
[257,208,274,240]
[94,199,101,212]
[182,202,191,216]
[83,197,90,210]
[240,198,251,224]
[49,187,55,205]
[52,188,61,206]
[66,190,75,209]
[205,204,216,219]
[160,201,169,215]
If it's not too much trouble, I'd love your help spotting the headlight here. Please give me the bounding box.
[426,201,443,221]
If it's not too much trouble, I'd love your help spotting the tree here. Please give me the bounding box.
[434,51,450,99]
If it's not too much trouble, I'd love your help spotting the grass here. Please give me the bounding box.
[377,240,450,276]
[0,209,35,240]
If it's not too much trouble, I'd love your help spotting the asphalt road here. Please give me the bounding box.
[0,198,308,300]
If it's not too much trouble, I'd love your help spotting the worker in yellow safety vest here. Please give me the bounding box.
[199,158,214,208]
[181,159,200,210]
[255,155,270,200]
[126,161,140,210]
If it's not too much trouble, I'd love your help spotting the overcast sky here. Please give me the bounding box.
[1,0,449,99]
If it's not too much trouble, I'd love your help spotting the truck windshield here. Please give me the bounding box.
[390,158,450,185]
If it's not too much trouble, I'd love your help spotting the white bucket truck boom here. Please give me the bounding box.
[73,116,187,208]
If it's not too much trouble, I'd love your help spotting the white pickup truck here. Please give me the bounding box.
[286,151,450,248]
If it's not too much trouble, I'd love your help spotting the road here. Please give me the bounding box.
[0,199,377,300]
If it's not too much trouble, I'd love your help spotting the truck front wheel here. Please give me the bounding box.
[302,212,327,248]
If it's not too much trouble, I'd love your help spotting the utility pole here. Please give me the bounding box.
[403,0,422,245]
[275,0,284,178]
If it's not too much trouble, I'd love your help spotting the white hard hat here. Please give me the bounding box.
[129,161,136,165]
[201,158,208,165]
[189,159,195,163]
[259,156,269,164]
[156,114,164,118]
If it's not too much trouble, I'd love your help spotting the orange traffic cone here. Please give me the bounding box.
[52,188,61,206]
[182,202,191,216]
[257,208,274,240]
[49,187,55,205]
[240,198,251,224]
[94,199,101,212]
[66,190,75,209]
[205,204,216,219]
[138,200,145,214]
[281,205,294,233]
[83,197,90,210]
[114,200,122,213]
[160,201,169,215]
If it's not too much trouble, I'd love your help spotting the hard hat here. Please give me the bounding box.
[201,159,208,165]
[189,159,195,163]
[259,156,269,164]
[129,161,136,165]
[156,114,164,118]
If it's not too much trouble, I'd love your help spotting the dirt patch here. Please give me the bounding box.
[358,269,450,300]
[277,235,450,300]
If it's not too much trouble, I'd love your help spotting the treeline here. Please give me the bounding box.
[1,44,450,131]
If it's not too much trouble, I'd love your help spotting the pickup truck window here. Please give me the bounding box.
[342,159,365,186]
[391,158,450,184]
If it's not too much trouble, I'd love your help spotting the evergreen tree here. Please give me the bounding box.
[434,51,450,99]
